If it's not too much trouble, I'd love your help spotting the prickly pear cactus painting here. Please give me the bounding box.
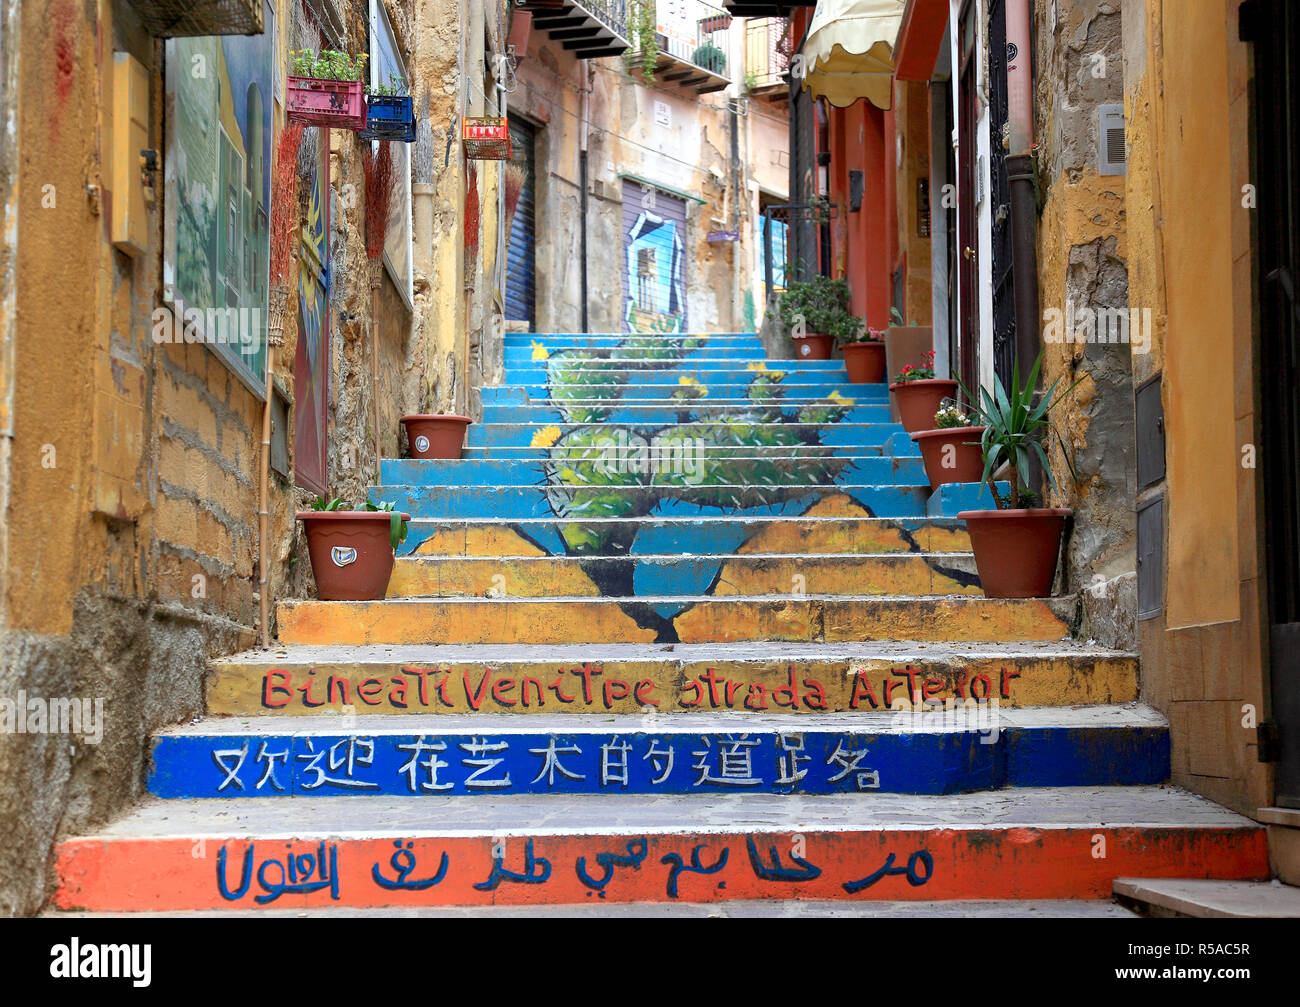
[515,335,885,634]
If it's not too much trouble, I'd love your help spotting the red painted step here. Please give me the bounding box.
[53,788,1268,911]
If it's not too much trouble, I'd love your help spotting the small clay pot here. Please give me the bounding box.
[402,414,472,459]
[298,510,410,601]
[911,425,986,489]
[791,333,833,360]
[889,378,959,433]
[841,341,886,383]
[958,508,1071,598]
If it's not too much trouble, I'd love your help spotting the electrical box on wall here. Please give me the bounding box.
[112,52,150,256]
[1098,103,1127,175]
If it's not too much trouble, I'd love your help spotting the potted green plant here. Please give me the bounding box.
[692,42,727,75]
[910,400,986,490]
[889,350,958,433]
[957,352,1080,598]
[362,73,415,143]
[839,321,887,383]
[774,275,853,360]
[297,497,410,600]
[287,49,369,131]
[402,414,473,459]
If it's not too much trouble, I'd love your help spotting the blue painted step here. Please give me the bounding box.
[480,405,895,425]
[478,385,892,404]
[379,484,932,525]
[379,455,926,488]
[466,423,904,449]
[146,710,1170,798]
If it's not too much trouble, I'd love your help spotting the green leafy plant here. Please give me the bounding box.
[774,275,860,345]
[311,496,347,511]
[893,349,936,383]
[290,49,369,82]
[692,42,726,75]
[958,350,1082,510]
[933,403,973,429]
[744,71,758,92]
[367,72,408,97]
[624,1,659,83]
[366,499,410,550]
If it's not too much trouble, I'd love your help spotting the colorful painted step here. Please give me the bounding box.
[145,707,1170,799]
[384,552,982,598]
[51,788,1268,911]
[275,594,1076,646]
[205,641,1141,716]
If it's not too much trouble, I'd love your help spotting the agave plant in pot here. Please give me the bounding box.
[911,401,985,490]
[889,350,958,433]
[957,352,1080,598]
[297,497,411,601]
[774,275,853,360]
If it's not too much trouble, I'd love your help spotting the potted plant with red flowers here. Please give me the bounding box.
[889,350,958,433]
[957,351,1081,598]
[911,401,986,490]
[839,321,887,383]
[297,497,410,600]
[287,49,369,131]
[401,414,473,459]
[774,274,853,361]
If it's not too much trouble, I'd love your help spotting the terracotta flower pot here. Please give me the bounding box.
[791,333,833,360]
[841,341,886,383]
[889,378,959,433]
[911,425,986,490]
[402,414,472,459]
[958,508,1071,598]
[298,510,410,601]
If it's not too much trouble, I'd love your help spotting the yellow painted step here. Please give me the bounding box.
[386,554,982,598]
[208,642,1138,716]
[276,595,1073,646]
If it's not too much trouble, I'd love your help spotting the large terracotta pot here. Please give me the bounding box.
[298,510,410,601]
[841,341,887,383]
[911,425,986,490]
[889,378,959,433]
[402,414,471,459]
[791,333,833,360]
[958,508,1071,598]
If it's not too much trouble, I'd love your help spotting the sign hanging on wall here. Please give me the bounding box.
[463,117,512,160]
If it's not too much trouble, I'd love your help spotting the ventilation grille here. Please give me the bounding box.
[1099,104,1127,175]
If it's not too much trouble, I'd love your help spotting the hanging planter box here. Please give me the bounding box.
[286,76,367,131]
[463,116,512,160]
[699,14,733,33]
[127,0,262,37]
[361,95,415,142]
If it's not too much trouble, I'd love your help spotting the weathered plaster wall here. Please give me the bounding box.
[0,0,454,916]
[894,79,933,323]
[1032,0,1135,648]
[1122,0,1271,827]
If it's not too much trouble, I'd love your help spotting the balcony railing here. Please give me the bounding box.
[655,0,732,78]
[744,16,790,91]
[517,0,632,59]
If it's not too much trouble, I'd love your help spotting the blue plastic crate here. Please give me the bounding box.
[361,95,415,142]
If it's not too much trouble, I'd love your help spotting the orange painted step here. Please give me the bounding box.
[275,595,1075,646]
[52,788,1267,911]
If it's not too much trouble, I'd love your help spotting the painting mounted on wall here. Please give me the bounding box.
[371,0,413,309]
[163,0,277,398]
[621,180,688,333]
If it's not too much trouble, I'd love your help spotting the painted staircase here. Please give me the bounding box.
[52,332,1268,912]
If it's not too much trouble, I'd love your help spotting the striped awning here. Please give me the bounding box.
[801,0,906,110]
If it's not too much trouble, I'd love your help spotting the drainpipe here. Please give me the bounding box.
[579,64,591,333]
[1005,0,1039,373]
[730,97,741,330]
